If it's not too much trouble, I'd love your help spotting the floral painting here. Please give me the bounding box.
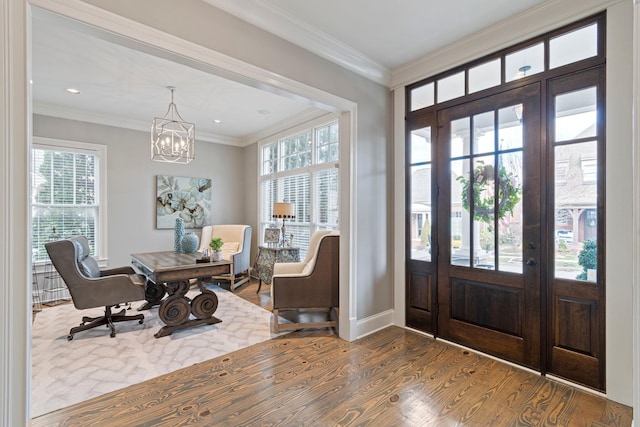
[156,175,211,229]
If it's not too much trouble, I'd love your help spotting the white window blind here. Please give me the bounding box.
[31,140,105,262]
[259,118,339,257]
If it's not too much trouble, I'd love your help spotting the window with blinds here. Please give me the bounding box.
[31,140,104,262]
[259,119,339,257]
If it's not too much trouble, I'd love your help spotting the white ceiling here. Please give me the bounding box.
[32,0,548,146]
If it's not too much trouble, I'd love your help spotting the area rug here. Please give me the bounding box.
[31,285,289,417]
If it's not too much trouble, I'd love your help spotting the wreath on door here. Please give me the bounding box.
[457,164,521,224]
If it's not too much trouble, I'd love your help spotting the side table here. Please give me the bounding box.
[254,246,300,293]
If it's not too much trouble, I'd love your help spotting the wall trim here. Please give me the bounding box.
[354,309,394,340]
[202,0,391,87]
[1,0,30,424]
[392,88,406,327]
[632,0,640,422]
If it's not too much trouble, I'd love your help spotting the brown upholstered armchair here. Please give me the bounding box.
[45,236,146,340]
[271,230,339,332]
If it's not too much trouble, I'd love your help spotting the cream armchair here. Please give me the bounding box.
[271,230,339,332]
[198,224,252,290]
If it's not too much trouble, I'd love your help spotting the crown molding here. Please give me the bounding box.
[33,101,243,146]
[203,0,391,86]
[241,108,335,146]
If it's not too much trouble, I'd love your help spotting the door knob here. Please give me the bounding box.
[526,258,537,266]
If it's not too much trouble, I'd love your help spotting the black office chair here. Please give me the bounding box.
[45,236,146,340]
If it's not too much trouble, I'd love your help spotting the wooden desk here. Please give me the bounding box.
[253,246,300,292]
[131,251,232,338]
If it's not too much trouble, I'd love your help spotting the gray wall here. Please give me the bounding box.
[33,114,248,267]
[78,0,394,320]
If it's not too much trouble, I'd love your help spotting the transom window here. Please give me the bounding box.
[408,16,603,112]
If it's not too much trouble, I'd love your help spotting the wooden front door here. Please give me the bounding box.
[436,84,543,369]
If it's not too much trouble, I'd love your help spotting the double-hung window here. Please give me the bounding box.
[31,138,106,262]
[259,118,339,257]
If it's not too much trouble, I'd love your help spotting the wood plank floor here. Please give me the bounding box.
[32,279,633,426]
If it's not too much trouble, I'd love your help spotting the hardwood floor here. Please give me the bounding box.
[32,279,632,426]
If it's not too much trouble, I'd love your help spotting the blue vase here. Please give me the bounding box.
[174,218,185,252]
[180,232,199,254]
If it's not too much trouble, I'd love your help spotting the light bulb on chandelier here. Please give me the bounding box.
[151,86,195,164]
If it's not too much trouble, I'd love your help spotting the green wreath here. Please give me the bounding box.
[457,164,521,224]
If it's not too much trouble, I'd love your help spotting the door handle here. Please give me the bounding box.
[526,258,537,266]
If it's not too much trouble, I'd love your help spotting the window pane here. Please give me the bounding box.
[315,168,339,227]
[438,72,465,103]
[281,131,312,171]
[316,122,339,164]
[410,127,431,164]
[473,155,496,270]
[505,43,544,82]
[498,105,523,150]
[31,148,99,262]
[451,159,470,266]
[473,111,495,154]
[555,87,597,142]
[469,59,501,93]
[411,82,434,111]
[554,141,597,281]
[410,165,432,261]
[451,117,470,158]
[262,144,277,175]
[550,23,598,69]
[497,152,523,274]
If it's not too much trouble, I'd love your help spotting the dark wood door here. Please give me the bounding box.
[405,112,438,334]
[436,85,543,369]
[546,67,605,390]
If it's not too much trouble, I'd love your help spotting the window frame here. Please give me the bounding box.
[31,137,107,264]
[258,115,340,255]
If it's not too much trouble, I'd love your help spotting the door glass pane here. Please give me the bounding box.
[438,72,465,103]
[469,59,501,93]
[555,87,597,142]
[410,127,431,164]
[550,23,598,69]
[451,159,470,266]
[505,43,544,82]
[498,152,523,274]
[554,141,597,281]
[472,156,496,270]
[473,111,495,154]
[411,164,432,261]
[499,105,523,149]
[411,82,434,111]
[451,117,470,158]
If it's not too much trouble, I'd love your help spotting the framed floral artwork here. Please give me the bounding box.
[156,175,211,229]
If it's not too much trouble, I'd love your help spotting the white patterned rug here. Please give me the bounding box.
[31,285,288,417]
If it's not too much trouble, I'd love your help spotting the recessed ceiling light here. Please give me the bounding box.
[65,88,80,94]
[213,119,222,124]
[257,109,271,115]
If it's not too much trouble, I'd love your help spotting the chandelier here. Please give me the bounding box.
[151,86,195,164]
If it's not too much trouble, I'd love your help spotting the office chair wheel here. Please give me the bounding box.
[67,334,73,341]
[138,319,144,324]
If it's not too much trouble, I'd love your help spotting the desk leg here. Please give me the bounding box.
[154,288,222,338]
[138,281,166,310]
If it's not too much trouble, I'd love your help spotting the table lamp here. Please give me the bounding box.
[272,202,295,247]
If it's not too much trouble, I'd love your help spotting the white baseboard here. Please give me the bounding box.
[353,309,394,340]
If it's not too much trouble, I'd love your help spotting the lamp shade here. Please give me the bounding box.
[272,202,295,219]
